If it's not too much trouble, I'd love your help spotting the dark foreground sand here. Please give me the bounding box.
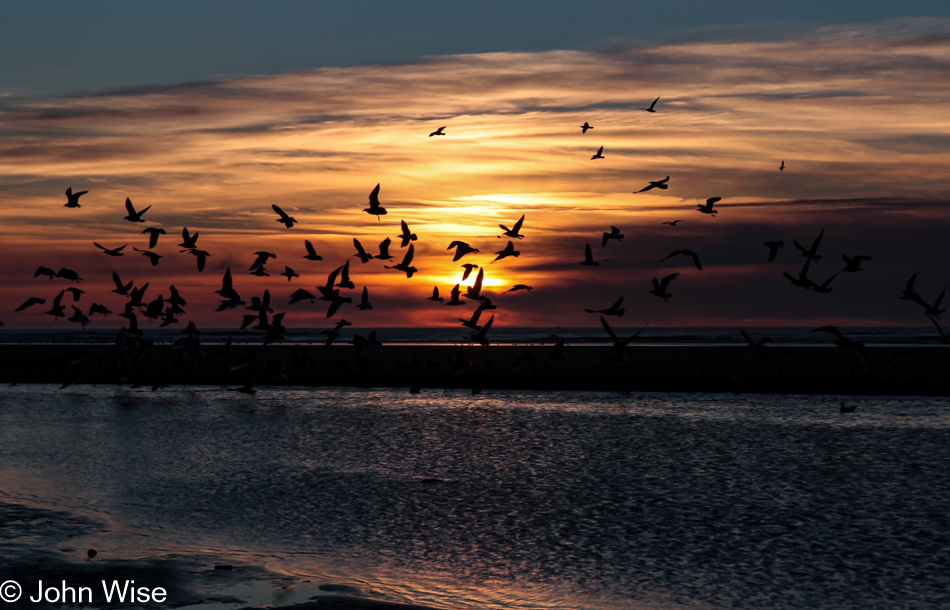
[1,341,949,394]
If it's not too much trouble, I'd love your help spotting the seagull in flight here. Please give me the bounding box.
[586,297,625,317]
[375,237,394,261]
[272,204,297,228]
[353,238,374,263]
[794,229,824,263]
[660,249,702,270]
[602,226,624,247]
[779,160,785,171]
[640,96,660,112]
[142,227,166,249]
[580,122,593,133]
[179,227,200,250]
[764,240,784,262]
[491,241,520,263]
[133,247,162,266]
[429,126,446,137]
[398,220,418,247]
[428,286,444,302]
[697,197,720,215]
[364,183,387,220]
[357,286,372,310]
[505,284,533,293]
[15,297,46,311]
[784,259,814,290]
[64,187,88,208]
[812,272,838,294]
[842,254,872,272]
[600,316,648,351]
[469,314,494,346]
[303,240,323,261]
[112,272,133,296]
[444,284,465,306]
[461,263,479,281]
[499,214,525,239]
[591,146,605,160]
[662,220,684,226]
[94,242,126,257]
[637,176,670,192]
[649,273,679,301]
[249,251,277,272]
[124,198,150,222]
[385,243,418,278]
[448,241,479,262]
[280,266,299,281]
[579,243,603,266]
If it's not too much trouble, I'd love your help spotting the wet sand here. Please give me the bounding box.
[1,341,949,394]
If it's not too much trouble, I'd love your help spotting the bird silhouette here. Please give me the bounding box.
[65,287,83,302]
[591,146,605,160]
[637,176,670,192]
[357,286,373,310]
[385,243,417,278]
[448,241,479,262]
[764,240,784,262]
[34,266,56,280]
[112,272,133,296]
[579,243,602,266]
[492,241,520,263]
[499,214,525,239]
[505,284,533,293]
[793,229,824,263]
[289,288,317,304]
[45,291,66,320]
[64,187,88,208]
[352,238,374,263]
[580,122,593,133]
[600,315,648,351]
[842,254,872,272]
[398,220,418,247]
[697,197,720,215]
[375,237,394,260]
[470,314,494,346]
[364,183,387,219]
[464,268,485,301]
[280,266,299,281]
[249,251,277,272]
[779,160,786,171]
[740,329,772,359]
[586,297,624,316]
[812,272,838,294]
[660,249,702,270]
[15,297,46,311]
[188,249,211,272]
[662,220,684,226]
[133,247,162,266]
[602,226,624,247]
[428,286,444,302]
[272,204,297,228]
[784,259,814,290]
[444,284,466,306]
[88,303,111,317]
[640,96,660,112]
[461,263,479,280]
[335,260,355,289]
[303,240,323,261]
[68,306,90,329]
[459,307,483,330]
[142,227,166,249]
[649,273,679,301]
[429,126,446,137]
[94,242,126,257]
[179,227,200,249]
[56,268,82,282]
[124,198,150,222]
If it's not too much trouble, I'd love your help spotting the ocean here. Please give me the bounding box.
[1,384,949,609]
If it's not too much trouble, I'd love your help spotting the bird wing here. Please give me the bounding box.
[369,183,381,205]
[401,244,415,266]
[125,198,136,215]
[610,297,624,310]
[600,315,618,340]
[353,238,367,255]
[706,197,721,207]
[401,220,410,234]
[305,240,317,256]
[649,96,659,110]
[809,229,824,254]
[513,214,525,233]
[660,273,680,289]
[272,204,288,220]
[584,243,593,261]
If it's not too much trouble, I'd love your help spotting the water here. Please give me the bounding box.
[1,385,949,609]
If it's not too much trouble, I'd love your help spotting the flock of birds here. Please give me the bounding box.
[7,95,948,378]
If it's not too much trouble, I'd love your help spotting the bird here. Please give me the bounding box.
[900,273,922,302]
[842,254,873,272]
[289,288,317,305]
[839,401,856,413]
[444,284,465,306]
[640,96,660,112]
[335,260,355,289]
[448,241,479,262]
[470,314,494,346]
[123,198,150,222]
[303,240,323,261]
[586,297,624,316]
[188,249,211,272]
[64,187,88,208]
[68,306,90,329]
[784,259,815,290]
[215,268,240,300]
[505,284,533,293]
[385,243,418,278]
[637,176,670,192]
[662,220,684,226]
[428,286,444,302]
[364,183,387,219]
[697,197,720,215]
[352,238,374,263]
[660,249,702,270]
[65,287,84,302]
[133,247,162,266]
[492,241,520,263]
[927,314,950,344]
[764,240,784,262]
[272,204,297,228]
[580,121,593,133]
[793,229,824,263]
[461,263,479,280]
[280,266,299,281]
[34,266,56,280]
[375,237,394,260]
[649,273,679,301]
[464,268,486,301]
[357,286,373,310]
[499,214,525,239]
[398,220,418,247]
[579,243,601,266]
[56,268,83,282]
[45,291,66,320]
[459,308,483,330]
[94,242,126,256]
[779,160,786,171]
[142,227,166,249]
[325,293,352,318]
[249,251,277,272]
[740,330,772,359]
[600,315,648,351]
[602,226,624,247]
[112,272,133,296]
[15,297,46,311]
[812,272,838,294]
[591,146,604,160]
[88,303,111,317]
[179,227,200,250]
[429,126,446,137]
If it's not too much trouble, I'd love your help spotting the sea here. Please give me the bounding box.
[0,328,949,609]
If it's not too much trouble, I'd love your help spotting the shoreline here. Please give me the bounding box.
[1,342,949,395]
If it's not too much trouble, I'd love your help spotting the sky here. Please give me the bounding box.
[1,4,950,332]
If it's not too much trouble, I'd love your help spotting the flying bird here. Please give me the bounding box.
[586,297,624,317]
[15,297,46,311]
[812,272,839,294]
[448,241,479,262]
[398,220,418,247]
[602,226,624,247]
[697,197,720,215]
[364,184,387,219]
[335,260,355,289]
[637,176,670,192]
[428,286,444,302]
[249,251,277,272]
[779,160,785,171]
[375,237,394,261]
[505,284,533,293]
[357,286,373,311]
[600,316,649,351]
[429,126,446,137]
[764,240,784,262]
[64,187,87,208]
[445,284,465,306]
[579,243,602,266]
[56,268,82,282]
[133,247,162,266]
[88,303,111,317]
[68,306,90,329]
[459,308,483,330]
[662,220,684,226]
[385,244,418,278]
[793,229,824,263]
[580,122,593,133]
[461,263,479,280]
[272,205,297,228]
[499,214,525,239]
[112,272,133,296]
[123,198,150,222]
[188,249,211,272]
[660,249,702,270]
[492,241,520,263]
[142,227,166,249]
[649,273,679,301]
[640,96,660,112]
[303,240,323,261]
[45,291,66,320]
[179,227,200,250]
[65,287,84,302]
[590,146,604,160]
[353,238,374,263]
[842,254,873,272]
[34,266,56,280]
[280,266,299,281]
[289,288,317,305]
[94,242,126,257]
[470,314,494,346]
[784,259,814,290]
[464,268,485,301]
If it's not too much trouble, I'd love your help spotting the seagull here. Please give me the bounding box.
[591,146,605,160]
[65,287,84,301]
[249,251,277,272]
[56,268,82,282]
[459,308,483,330]
[398,220,418,247]
[461,263,479,281]
[445,284,466,306]
[927,314,950,344]
[662,220,684,226]
[779,160,785,171]
[764,240,784,262]
[499,214,525,239]
[428,286,444,302]
[842,254,872,272]
[128,283,149,307]
[740,329,772,359]
[303,240,323,261]
[697,197,720,215]
[660,249,702,270]
[124,198,150,222]
[600,315,648,351]
[352,238,374,263]
[448,241,479,262]
[15,297,46,311]
[34,266,56,280]
[335,260,355,289]
[492,241,520,263]
[580,122,593,133]
[464,268,485,301]
[637,176,670,192]
[585,297,624,316]
[64,187,88,208]
[94,242,126,257]
[289,288,317,305]
[142,227,166,249]
[375,237,394,261]
[88,303,111,317]
[385,243,418,278]
[649,273,679,301]
[900,273,922,302]
[602,226,624,247]
[364,183,387,220]
[45,291,66,320]
[505,284,533,293]
[112,272,133,296]
[429,126,446,137]
[793,229,824,263]
[357,286,373,310]
[579,243,602,266]
[325,293,352,318]
[280,266,299,281]
[188,249,211,272]
[133,247,162,266]
[640,96,660,112]
[179,227,200,250]
[272,204,297,228]
[784,259,814,290]
[470,314,494,346]
[215,268,239,300]
[68,306,90,329]
[812,272,838,294]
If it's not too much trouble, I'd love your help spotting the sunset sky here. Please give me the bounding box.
[2,4,949,330]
